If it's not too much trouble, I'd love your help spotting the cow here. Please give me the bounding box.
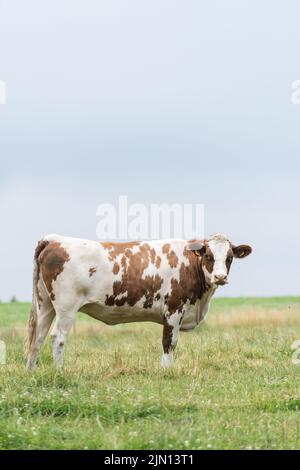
[26,233,252,370]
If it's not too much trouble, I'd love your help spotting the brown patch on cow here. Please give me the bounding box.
[162,320,174,353]
[39,242,70,301]
[105,243,163,309]
[167,250,178,268]
[143,274,164,308]
[165,248,207,314]
[89,267,97,277]
[101,241,140,261]
[201,244,214,273]
[162,243,178,268]
[121,255,127,270]
[155,256,161,269]
[150,248,156,264]
[113,262,120,275]
[226,247,234,273]
[162,243,170,254]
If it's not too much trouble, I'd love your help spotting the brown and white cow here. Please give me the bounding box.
[27,233,252,370]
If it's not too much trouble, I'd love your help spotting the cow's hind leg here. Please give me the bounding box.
[161,311,184,368]
[27,298,55,370]
[51,307,78,368]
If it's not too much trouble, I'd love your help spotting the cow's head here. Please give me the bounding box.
[187,234,252,287]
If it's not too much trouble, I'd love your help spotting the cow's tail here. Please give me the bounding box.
[26,240,49,359]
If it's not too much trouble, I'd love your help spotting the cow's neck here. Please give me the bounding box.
[183,249,210,302]
[195,283,217,324]
[178,249,216,328]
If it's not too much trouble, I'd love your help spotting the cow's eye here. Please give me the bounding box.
[227,257,233,263]
[205,254,213,261]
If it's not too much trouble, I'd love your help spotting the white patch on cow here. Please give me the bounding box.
[167,311,182,327]
[168,312,182,345]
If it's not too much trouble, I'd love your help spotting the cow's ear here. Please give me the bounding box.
[232,244,252,259]
[186,241,205,257]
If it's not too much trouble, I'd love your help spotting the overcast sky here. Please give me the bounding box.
[0,0,300,300]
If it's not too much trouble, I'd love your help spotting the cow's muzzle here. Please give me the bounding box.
[214,274,228,286]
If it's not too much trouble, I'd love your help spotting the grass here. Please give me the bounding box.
[0,297,300,450]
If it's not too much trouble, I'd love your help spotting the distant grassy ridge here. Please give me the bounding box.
[213,297,300,310]
[0,297,300,328]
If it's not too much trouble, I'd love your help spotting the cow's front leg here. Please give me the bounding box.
[161,311,184,368]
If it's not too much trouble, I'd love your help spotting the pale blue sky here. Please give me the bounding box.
[0,0,299,300]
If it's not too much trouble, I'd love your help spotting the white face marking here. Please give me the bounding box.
[206,235,231,285]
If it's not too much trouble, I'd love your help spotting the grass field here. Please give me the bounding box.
[0,297,300,450]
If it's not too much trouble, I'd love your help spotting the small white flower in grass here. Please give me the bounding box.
[291,340,300,365]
